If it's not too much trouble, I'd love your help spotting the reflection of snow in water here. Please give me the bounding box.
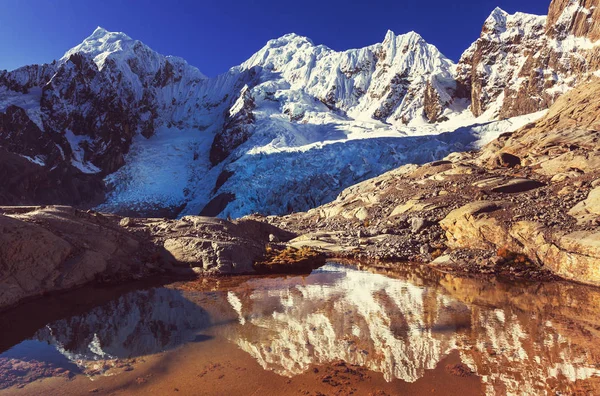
[229,264,461,382]
[225,264,600,395]
[227,291,245,325]
[3,263,600,395]
[28,288,210,377]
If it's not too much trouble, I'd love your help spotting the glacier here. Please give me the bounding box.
[1,22,551,218]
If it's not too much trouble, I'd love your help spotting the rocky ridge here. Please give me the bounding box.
[0,205,298,310]
[3,0,600,218]
[458,0,600,119]
[263,77,600,287]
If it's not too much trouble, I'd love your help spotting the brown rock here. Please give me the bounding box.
[0,206,142,310]
[546,0,600,41]
[491,152,521,168]
[440,201,511,251]
[569,187,600,223]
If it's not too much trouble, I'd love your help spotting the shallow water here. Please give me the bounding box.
[1,262,600,395]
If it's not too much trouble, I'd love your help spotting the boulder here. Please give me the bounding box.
[163,237,260,274]
[473,177,544,194]
[441,201,509,251]
[0,207,145,310]
[491,152,521,168]
[569,187,600,224]
[155,217,279,274]
[410,217,428,233]
[389,200,445,217]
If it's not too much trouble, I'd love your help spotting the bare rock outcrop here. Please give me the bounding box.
[149,216,294,274]
[441,203,600,286]
[0,206,296,310]
[546,0,600,41]
[264,77,600,286]
[0,206,149,310]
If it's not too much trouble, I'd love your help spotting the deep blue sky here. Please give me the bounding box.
[1,0,550,77]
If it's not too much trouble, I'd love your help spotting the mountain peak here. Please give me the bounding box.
[382,30,426,47]
[62,27,138,69]
[483,7,510,33]
[267,33,315,48]
[90,26,109,38]
[84,26,132,43]
[490,6,509,17]
[487,7,509,23]
[384,29,396,41]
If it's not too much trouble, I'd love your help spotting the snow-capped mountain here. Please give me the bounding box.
[1,0,600,218]
[458,0,600,119]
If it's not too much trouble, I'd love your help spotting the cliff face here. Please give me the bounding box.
[546,0,600,40]
[3,1,600,218]
[458,0,600,120]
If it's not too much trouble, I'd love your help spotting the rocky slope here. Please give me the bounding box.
[0,205,296,310]
[263,76,600,287]
[458,0,600,119]
[3,0,600,219]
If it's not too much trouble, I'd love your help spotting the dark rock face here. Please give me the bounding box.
[209,85,256,166]
[0,104,105,206]
[200,193,236,217]
[0,148,105,206]
[0,106,63,163]
[457,0,600,119]
[40,54,137,175]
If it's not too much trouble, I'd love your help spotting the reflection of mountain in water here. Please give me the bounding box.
[227,264,465,382]
[33,288,210,374]
[438,275,600,396]
[3,263,600,394]
[225,263,600,395]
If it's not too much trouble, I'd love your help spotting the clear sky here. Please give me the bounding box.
[1,0,550,77]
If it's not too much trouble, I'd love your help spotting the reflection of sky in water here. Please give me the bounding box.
[0,288,212,383]
[1,340,80,373]
[1,263,600,395]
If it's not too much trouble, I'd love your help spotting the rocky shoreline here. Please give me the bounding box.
[261,78,600,287]
[0,205,303,311]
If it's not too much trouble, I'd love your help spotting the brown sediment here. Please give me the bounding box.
[253,246,327,274]
[4,343,482,396]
